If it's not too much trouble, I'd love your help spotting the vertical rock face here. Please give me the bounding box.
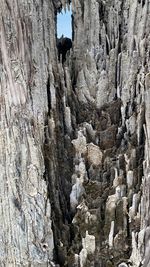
[0,0,56,265]
[68,1,149,266]
[0,0,150,266]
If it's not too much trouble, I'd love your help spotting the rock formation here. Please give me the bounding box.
[0,0,150,266]
[57,36,72,63]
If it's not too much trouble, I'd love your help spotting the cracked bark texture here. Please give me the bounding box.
[0,0,150,266]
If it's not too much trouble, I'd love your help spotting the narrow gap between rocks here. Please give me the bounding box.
[56,5,73,63]
[57,8,72,39]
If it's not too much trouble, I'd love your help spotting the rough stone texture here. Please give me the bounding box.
[0,0,150,267]
[0,0,57,265]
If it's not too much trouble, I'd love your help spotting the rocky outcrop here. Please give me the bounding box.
[0,0,150,266]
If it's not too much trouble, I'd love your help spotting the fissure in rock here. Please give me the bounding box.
[0,0,150,266]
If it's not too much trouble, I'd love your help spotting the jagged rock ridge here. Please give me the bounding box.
[0,0,150,266]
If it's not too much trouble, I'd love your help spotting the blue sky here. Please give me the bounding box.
[57,9,72,39]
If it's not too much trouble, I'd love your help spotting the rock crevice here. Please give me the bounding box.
[0,0,150,266]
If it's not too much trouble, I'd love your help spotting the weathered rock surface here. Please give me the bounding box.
[0,0,150,266]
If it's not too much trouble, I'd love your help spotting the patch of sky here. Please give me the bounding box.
[57,9,72,39]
